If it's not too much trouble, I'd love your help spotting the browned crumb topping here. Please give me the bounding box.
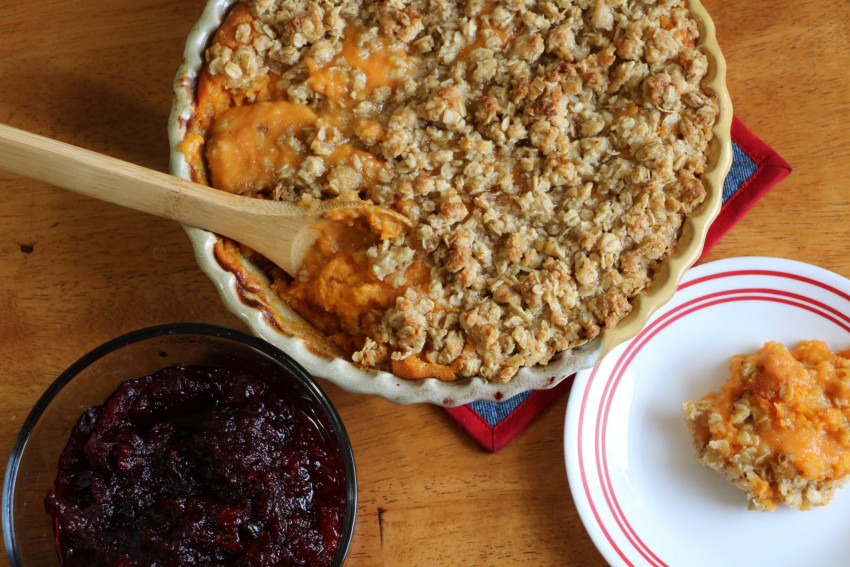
[189,0,720,382]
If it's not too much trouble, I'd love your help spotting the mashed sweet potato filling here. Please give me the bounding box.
[206,101,318,193]
[205,101,389,195]
[306,25,410,103]
[272,211,463,380]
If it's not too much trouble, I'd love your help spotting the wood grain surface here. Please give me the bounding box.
[1,1,848,565]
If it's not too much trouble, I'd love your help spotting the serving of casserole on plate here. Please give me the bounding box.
[169,0,732,405]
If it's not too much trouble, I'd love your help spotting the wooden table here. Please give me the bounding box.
[1,0,847,564]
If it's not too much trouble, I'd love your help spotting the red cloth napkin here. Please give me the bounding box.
[443,116,792,452]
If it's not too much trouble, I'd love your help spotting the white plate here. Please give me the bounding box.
[565,256,850,566]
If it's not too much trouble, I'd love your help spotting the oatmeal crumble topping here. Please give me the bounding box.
[186,0,720,382]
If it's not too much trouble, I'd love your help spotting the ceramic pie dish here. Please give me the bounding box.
[168,0,733,406]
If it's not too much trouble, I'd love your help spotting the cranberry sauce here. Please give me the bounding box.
[45,365,347,566]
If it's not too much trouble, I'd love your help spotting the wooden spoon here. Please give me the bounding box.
[0,123,410,274]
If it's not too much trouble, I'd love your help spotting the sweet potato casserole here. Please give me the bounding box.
[182,0,720,383]
[684,341,850,511]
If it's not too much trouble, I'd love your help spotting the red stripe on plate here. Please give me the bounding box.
[577,363,635,566]
[681,269,850,304]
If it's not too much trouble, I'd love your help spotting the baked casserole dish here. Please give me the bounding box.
[169,0,732,405]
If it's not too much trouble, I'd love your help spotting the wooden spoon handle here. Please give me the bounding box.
[0,123,321,272]
[0,123,290,225]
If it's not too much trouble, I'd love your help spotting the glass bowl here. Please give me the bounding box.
[2,323,357,566]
